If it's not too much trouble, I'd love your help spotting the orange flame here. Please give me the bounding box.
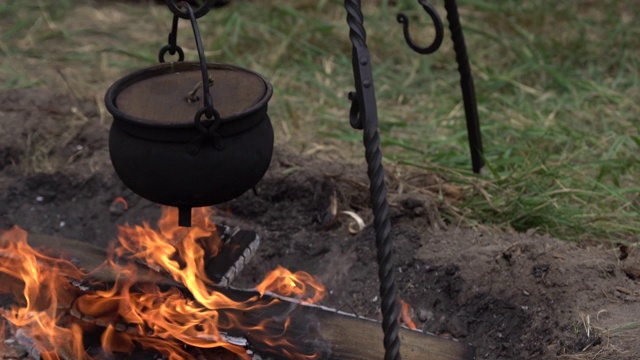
[399,298,417,330]
[0,207,326,359]
[256,265,326,303]
[0,226,88,359]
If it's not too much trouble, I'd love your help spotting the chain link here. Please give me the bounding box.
[158,14,184,62]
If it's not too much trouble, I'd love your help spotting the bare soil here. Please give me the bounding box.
[1,88,639,359]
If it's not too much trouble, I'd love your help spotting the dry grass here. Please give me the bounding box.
[556,310,640,359]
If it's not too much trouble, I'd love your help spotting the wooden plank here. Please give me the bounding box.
[19,232,475,360]
[315,308,475,360]
[212,288,476,360]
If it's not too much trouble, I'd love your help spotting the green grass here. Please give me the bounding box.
[1,0,639,243]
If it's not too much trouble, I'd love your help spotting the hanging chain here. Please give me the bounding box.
[158,1,218,63]
[157,2,222,154]
[159,14,185,63]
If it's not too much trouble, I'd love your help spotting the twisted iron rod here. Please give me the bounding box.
[344,1,402,359]
[444,0,484,173]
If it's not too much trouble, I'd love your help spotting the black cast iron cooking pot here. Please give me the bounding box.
[105,62,274,220]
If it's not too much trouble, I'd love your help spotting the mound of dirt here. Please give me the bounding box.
[1,88,639,359]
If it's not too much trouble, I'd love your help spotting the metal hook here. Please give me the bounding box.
[397,0,444,55]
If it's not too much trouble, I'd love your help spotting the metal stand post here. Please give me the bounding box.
[398,0,484,173]
[344,1,402,359]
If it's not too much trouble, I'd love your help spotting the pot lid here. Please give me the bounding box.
[112,62,272,126]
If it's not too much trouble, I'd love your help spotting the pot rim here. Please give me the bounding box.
[104,61,273,129]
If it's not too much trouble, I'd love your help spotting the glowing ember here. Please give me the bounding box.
[111,196,129,210]
[0,207,326,359]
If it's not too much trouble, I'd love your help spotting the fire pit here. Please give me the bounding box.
[0,208,326,359]
[0,208,474,359]
[1,0,486,358]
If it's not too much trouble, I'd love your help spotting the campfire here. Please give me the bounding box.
[0,207,326,359]
[0,207,475,360]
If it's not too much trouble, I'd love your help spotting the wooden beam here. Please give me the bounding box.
[19,232,475,360]
[314,307,475,360]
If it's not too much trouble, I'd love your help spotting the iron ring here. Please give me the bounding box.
[194,106,221,133]
[165,0,215,19]
[158,44,185,63]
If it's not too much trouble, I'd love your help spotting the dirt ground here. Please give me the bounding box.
[1,88,639,359]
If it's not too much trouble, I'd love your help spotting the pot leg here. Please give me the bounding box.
[179,206,192,227]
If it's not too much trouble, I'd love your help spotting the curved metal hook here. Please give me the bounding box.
[397,0,444,55]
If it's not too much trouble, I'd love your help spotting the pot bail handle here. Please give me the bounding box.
[181,1,223,153]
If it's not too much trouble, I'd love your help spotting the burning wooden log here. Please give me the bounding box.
[1,231,475,360]
[21,226,260,289]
